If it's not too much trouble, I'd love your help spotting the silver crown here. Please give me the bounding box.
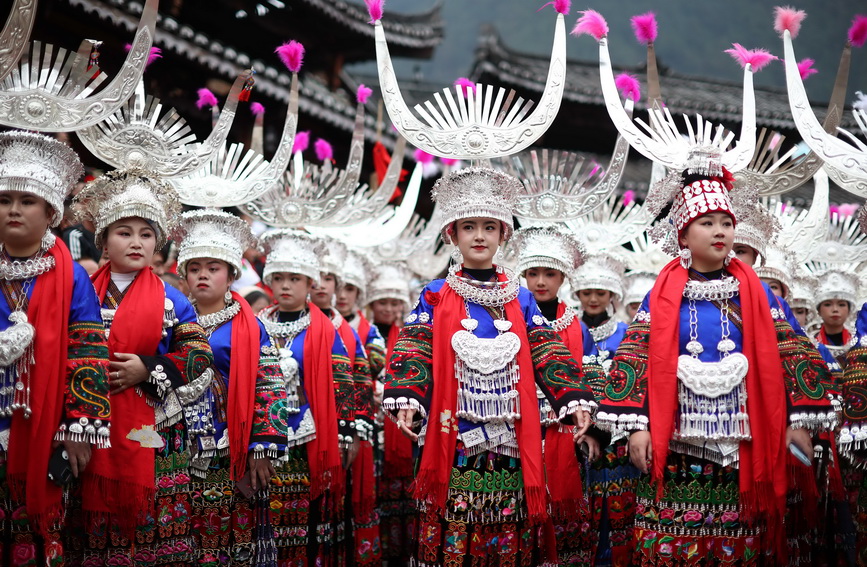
[74,168,182,250]
[431,167,520,243]
[492,136,632,222]
[0,0,157,132]
[0,0,37,83]
[754,244,795,298]
[170,64,300,207]
[789,268,818,310]
[366,261,413,307]
[623,270,657,307]
[77,71,252,177]
[176,209,257,279]
[342,248,374,301]
[511,224,585,276]
[260,229,324,285]
[318,235,348,281]
[732,187,780,264]
[811,266,860,308]
[0,131,83,227]
[373,9,566,159]
[572,251,626,302]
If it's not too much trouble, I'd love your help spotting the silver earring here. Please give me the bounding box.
[679,248,692,270]
[41,229,56,251]
[450,247,463,264]
[724,250,735,267]
[224,290,233,303]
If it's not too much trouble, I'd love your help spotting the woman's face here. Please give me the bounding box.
[626,301,641,321]
[451,217,503,270]
[370,298,404,326]
[761,278,784,298]
[818,299,850,329]
[0,191,53,252]
[793,306,810,328]
[524,267,565,303]
[185,258,233,307]
[578,289,612,316]
[311,272,337,310]
[248,295,271,315]
[336,283,360,317]
[732,244,757,267]
[271,272,312,312]
[104,217,157,274]
[679,212,734,272]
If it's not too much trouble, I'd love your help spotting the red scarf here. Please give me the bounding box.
[356,312,372,354]
[227,291,260,481]
[545,301,586,519]
[818,325,851,346]
[86,263,165,531]
[383,323,413,478]
[305,304,345,500]
[648,258,787,526]
[6,240,74,536]
[418,273,547,523]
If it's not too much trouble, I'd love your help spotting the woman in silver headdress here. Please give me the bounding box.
[0,132,111,565]
[176,209,289,566]
[70,169,214,565]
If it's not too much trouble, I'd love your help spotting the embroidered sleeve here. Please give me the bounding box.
[250,343,289,458]
[382,286,436,417]
[331,330,357,445]
[56,321,112,448]
[139,321,214,397]
[350,336,375,442]
[841,324,867,461]
[596,313,651,433]
[528,327,597,421]
[776,319,840,432]
[365,326,387,378]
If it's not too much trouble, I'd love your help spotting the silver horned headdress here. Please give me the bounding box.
[511,224,585,277]
[371,3,567,159]
[77,70,253,177]
[176,209,257,279]
[0,131,83,226]
[0,0,158,132]
[431,167,521,243]
[0,0,38,83]
[74,168,182,250]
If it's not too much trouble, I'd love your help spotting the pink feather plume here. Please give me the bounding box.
[454,77,477,98]
[314,138,333,162]
[356,84,373,104]
[570,10,608,41]
[250,102,266,116]
[125,44,162,68]
[630,12,658,44]
[365,0,383,24]
[614,73,641,102]
[537,0,571,15]
[196,88,218,110]
[839,203,859,217]
[849,15,867,48]
[622,190,635,206]
[441,157,459,166]
[829,205,840,216]
[797,58,818,80]
[292,131,310,154]
[275,41,304,73]
[414,149,434,164]
[773,6,806,39]
[724,43,778,72]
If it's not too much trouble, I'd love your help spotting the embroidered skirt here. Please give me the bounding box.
[588,437,640,567]
[413,446,547,567]
[632,452,766,566]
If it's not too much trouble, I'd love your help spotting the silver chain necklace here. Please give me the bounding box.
[260,305,311,339]
[197,300,241,336]
[0,246,54,281]
[446,263,519,308]
[544,305,576,333]
[588,318,618,343]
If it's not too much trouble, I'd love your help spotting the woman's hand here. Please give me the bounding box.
[395,408,418,441]
[248,453,276,491]
[109,353,150,395]
[786,427,814,465]
[56,440,92,478]
[574,434,600,461]
[571,410,591,437]
[628,430,652,473]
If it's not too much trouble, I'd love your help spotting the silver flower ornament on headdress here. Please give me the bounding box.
[0,0,158,132]
[176,209,257,279]
[260,229,324,285]
[511,224,585,277]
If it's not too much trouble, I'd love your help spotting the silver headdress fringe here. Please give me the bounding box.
[176,209,257,279]
[431,167,521,243]
[511,224,585,277]
[366,262,413,307]
[0,131,83,227]
[572,251,627,302]
[260,229,325,285]
[74,168,182,250]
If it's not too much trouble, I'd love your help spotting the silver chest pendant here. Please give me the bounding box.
[451,317,521,423]
[0,311,35,418]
